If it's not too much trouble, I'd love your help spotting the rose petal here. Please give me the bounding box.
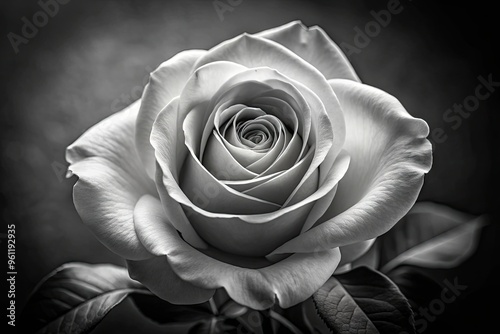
[180,61,249,157]
[273,78,332,206]
[149,97,209,248]
[257,20,360,81]
[352,241,380,269]
[246,82,311,176]
[202,104,267,176]
[66,101,154,260]
[242,149,314,205]
[160,162,309,257]
[223,173,282,193]
[133,195,341,309]
[180,150,282,213]
[339,238,376,266]
[156,150,349,256]
[271,80,432,255]
[127,256,215,304]
[287,151,349,236]
[136,50,206,178]
[298,185,338,234]
[251,96,301,140]
[203,132,258,181]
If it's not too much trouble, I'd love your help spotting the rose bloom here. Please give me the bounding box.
[66,21,432,310]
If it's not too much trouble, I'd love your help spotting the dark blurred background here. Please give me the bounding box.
[1,0,498,333]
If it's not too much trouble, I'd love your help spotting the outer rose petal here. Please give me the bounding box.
[257,20,360,81]
[136,49,206,178]
[352,240,380,269]
[127,256,215,305]
[149,97,210,248]
[133,195,341,310]
[271,80,432,255]
[338,238,376,266]
[66,100,154,260]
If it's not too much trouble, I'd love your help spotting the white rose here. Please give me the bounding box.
[66,21,432,310]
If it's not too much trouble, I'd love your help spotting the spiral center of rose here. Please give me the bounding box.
[224,107,282,152]
[198,98,304,184]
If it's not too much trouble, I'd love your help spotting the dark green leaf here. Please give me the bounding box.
[313,266,415,334]
[386,266,443,312]
[21,262,149,334]
[378,202,487,273]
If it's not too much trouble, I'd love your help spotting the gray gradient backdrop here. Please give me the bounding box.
[1,0,498,333]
